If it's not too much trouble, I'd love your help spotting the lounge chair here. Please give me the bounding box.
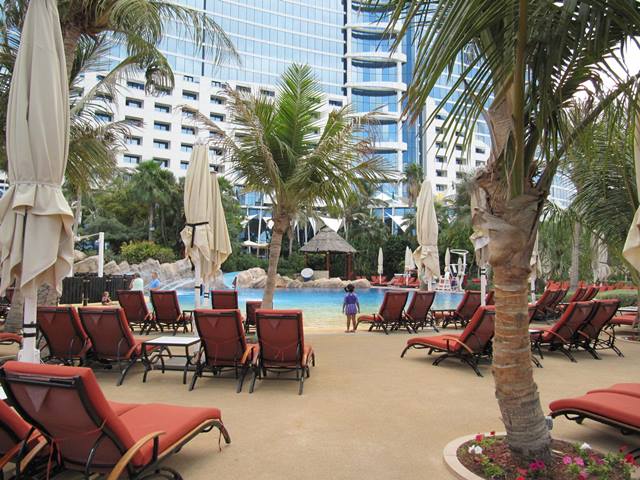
[549,387,640,436]
[574,299,623,358]
[150,290,191,335]
[529,301,594,362]
[370,275,388,286]
[545,287,568,318]
[0,398,48,478]
[0,287,13,320]
[587,383,640,398]
[355,291,409,334]
[190,309,257,392]
[244,300,262,333]
[610,313,637,328]
[403,291,437,332]
[401,306,496,377]
[485,290,495,306]
[250,309,315,395]
[529,288,557,322]
[566,286,587,303]
[37,306,91,365]
[582,285,600,301]
[436,290,481,329]
[78,307,155,385]
[0,333,22,346]
[117,289,155,333]
[210,290,239,309]
[0,361,230,479]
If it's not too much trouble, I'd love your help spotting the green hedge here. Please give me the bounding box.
[596,289,638,308]
[120,241,176,264]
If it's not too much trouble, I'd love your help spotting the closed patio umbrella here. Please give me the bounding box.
[404,246,415,285]
[591,237,610,283]
[180,144,231,307]
[470,186,490,305]
[623,113,640,272]
[445,248,451,275]
[377,247,384,276]
[413,179,440,290]
[210,171,232,280]
[0,0,74,362]
[530,233,540,302]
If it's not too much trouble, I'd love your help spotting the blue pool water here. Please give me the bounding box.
[174,272,462,329]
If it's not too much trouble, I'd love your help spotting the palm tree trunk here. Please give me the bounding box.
[5,284,58,334]
[62,26,82,80]
[262,215,289,309]
[569,222,581,289]
[148,204,154,241]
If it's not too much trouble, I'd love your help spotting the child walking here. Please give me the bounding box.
[342,284,360,333]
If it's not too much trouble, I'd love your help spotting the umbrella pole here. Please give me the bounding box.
[480,267,487,306]
[530,276,536,302]
[18,288,40,363]
[194,262,202,309]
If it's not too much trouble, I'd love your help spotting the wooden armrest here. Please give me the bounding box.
[106,431,165,480]
[240,345,255,364]
[443,337,474,355]
[539,330,568,343]
[18,438,48,472]
[0,442,24,470]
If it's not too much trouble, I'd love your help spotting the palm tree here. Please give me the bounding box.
[222,64,391,308]
[403,163,424,206]
[130,161,176,241]
[381,0,640,462]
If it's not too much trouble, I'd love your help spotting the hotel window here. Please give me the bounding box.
[95,111,112,122]
[181,126,195,135]
[475,147,486,154]
[96,93,112,102]
[125,98,143,108]
[154,121,170,132]
[436,184,446,192]
[180,161,189,170]
[455,145,463,151]
[476,160,486,167]
[154,158,169,168]
[436,170,447,177]
[210,113,224,122]
[125,136,142,146]
[456,172,465,179]
[123,154,141,164]
[435,155,445,163]
[435,126,442,133]
[329,99,343,107]
[154,103,170,113]
[455,157,467,165]
[183,75,195,82]
[236,85,251,94]
[210,147,223,156]
[183,109,196,119]
[181,143,193,153]
[182,90,198,101]
[153,139,169,150]
[127,81,144,90]
[260,89,275,97]
[124,116,142,127]
[210,96,224,105]
[211,80,225,88]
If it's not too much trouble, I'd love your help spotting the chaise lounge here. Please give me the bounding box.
[355,290,409,334]
[117,289,155,334]
[37,306,91,365]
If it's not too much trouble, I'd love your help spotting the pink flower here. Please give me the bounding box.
[517,467,528,475]
[578,473,588,480]
[475,434,484,442]
[574,457,585,467]
[562,456,573,465]
[620,445,628,452]
[516,477,526,480]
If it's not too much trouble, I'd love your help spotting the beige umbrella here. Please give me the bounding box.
[591,236,610,283]
[623,112,640,271]
[470,185,490,305]
[413,179,440,290]
[377,247,384,276]
[210,171,232,276]
[180,144,231,307]
[529,233,541,302]
[0,0,73,362]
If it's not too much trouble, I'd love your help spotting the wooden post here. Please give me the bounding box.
[325,252,331,275]
[304,253,308,267]
[346,253,353,280]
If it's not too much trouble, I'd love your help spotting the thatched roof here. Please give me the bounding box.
[300,228,356,254]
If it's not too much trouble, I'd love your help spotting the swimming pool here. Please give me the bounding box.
[175,273,462,329]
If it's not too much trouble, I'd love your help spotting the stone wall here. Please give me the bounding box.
[235,267,370,289]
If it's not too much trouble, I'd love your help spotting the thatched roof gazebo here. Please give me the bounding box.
[300,227,357,279]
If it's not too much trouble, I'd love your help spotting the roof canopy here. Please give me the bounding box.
[300,228,356,254]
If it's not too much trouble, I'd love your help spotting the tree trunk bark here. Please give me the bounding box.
[5,284,59,334]
[262,215,289,309]
[569,222,581,289]
[148,204,154,241]
[62,26,82,80]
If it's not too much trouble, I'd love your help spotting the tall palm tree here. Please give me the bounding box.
[403,163,424,206]
[380,0,640,462]
[130,161,176,241]
[222,64,391,308]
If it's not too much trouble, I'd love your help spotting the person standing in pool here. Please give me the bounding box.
[342,284,360,333]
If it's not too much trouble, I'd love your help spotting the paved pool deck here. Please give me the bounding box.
[2,327,639,479]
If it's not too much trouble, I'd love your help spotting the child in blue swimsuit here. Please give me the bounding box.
[342,284,360,333]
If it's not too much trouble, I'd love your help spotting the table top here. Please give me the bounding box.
[618,306,638,313]
[143,336,200,346]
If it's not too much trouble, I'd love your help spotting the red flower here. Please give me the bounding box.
[516,477,526,480]
[619,445,628,452]
[624,454,636,465]
[490,431,496,436]
[516,468,528,475]
[475,434,484,442]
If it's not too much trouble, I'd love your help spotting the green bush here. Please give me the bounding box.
[278,253,306,277]
[223,252,268,272]
[120,241,176,264]
[596,289,638,308]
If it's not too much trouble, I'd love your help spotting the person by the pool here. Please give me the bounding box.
[342,283,360,333]
[149,272,161,290]
[130,273,144,291]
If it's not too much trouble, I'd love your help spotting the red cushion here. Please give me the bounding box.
[0,333,21,344]
[587,383,640,399]
[611,314,636,326]
[118,404,222,466]
[357,314,377,323]
[109,401,140,416]
[550,392,640,429]
[406,335,461,352]
[0,400,32,455]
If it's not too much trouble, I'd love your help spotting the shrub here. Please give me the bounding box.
[596,289,638,308]
[223,252,268,272]
[120,241,176,264]
[278,253,305,277]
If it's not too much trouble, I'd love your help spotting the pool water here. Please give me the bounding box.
[175,273,462,329]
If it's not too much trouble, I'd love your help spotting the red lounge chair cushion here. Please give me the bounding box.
[406,334,462,352]
[109,401,141,416]
[587,384,640,399]
[550,392,640,429]
[118,404,222,466]
[357,314,379,323]
[0,400,32,455]
[611,314,636,326]
[0,333,21,344]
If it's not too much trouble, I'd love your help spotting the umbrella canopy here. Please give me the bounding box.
[180,144,231,286]
[413,179,440,281]
[377,247,384,276]
[530,234,541,278]
[404,246,415,272]
[0,0,73,295]
[445,248,451,274]
[470,186,490,267]
[591,237,610,283]
[623,112,640,271]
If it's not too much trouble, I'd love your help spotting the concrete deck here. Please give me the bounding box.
[3,328,639,479]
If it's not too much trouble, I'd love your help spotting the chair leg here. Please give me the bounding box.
[249,366,259,393]
[461,356,483,377]
[298,372,304,395]
[531,355,543,368]
[236,366,248,393]
[400,345,411,358]
[117,359,137,386]
[189,367,201,391]
[558,346,577,363]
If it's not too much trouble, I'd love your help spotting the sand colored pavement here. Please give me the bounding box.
[4,329,639,479]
